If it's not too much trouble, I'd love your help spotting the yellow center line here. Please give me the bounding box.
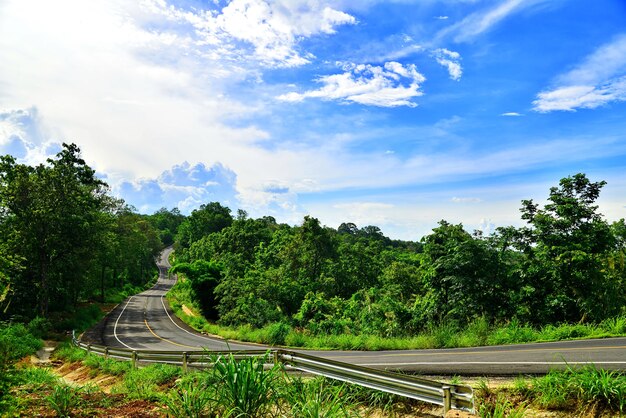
[143,319,199,349]
[329,344,626,360]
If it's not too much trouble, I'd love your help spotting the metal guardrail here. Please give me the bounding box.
[72,332,474,414]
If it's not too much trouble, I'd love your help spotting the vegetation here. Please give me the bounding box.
[170,174,626,349]
[0,143,181,326]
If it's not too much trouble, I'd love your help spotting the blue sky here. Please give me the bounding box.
[1,0,625,240]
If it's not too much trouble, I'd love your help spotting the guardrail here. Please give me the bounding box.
[72,332,474,414]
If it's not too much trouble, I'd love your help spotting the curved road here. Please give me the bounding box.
[103,248,626,375]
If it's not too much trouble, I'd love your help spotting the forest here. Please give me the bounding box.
[172,174,626,342]
[1,143,625,341]
[0,144,182,323]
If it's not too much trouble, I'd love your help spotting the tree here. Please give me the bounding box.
[519,173,617,322]
[0,144,109,316]
[149,207,185,246]
[420,221,507,323]
[176,202,233,252]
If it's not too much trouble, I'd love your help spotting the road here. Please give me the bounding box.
[103,248,626,375]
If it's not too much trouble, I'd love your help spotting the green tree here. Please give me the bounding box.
[0,144,108,317]
[421,221,507,323]
[519,174,618,322]
[176,202,233,253]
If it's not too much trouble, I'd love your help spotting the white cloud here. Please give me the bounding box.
[533,34,626,112]
[501,112,523,117]
[116,162,239,213]
[277,62,426,107]
[144,0,356,68]
[0,107,61,164]
[433,48,462,80]
[332,202,394,227]
[451,197,481,203]
[441,0,548,43]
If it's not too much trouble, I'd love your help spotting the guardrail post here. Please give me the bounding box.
[87,344,92,355]
[442,386,451,415]
[131,351,138,369]
[104,347,109,359]
[182,352,188,373]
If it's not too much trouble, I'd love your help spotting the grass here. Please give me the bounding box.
[45,383,82,418]
[523,365,626,413]
[117,363,181,400]
[159,378,215,418]
[167,286,626,352]
[211,352,281,417]
[167,278,626,351]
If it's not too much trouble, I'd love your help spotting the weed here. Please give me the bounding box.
[211,352,280,417]
[120,364,180,400]
[17,367,59,391]
[478,394,526,418]
[160,379,215,418]
[288,378,352,418]
[45,384,81,418]
[527,365,626,413]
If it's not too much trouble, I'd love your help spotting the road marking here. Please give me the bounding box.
[359,361,626,367]
[113,296,136,350]
[160,294,206,340]
[332,344,626,361]
[143,319,198,349]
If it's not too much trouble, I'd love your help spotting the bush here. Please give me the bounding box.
[0,323,42,371]
[263,322,292,346]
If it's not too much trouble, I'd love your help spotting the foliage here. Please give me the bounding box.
[159,378,216,418]
[45,384,82,418]
[0,323,42,371]
[528,365,626,412]
[0,143,162,321]
[211,352,281,417]
[167,173,625,350]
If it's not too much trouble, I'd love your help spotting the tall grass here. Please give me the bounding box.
[211,352,281,417]
[525,365,626,413]
[45,384,82,418]
[286,377,352,418]
[119,363,181,400]
[160,379,216,418]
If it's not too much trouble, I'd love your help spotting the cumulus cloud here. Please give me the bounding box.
[533,34,626,112]
[0,107,62,164]
[433,48,462,80]
[332,202,394,227]
[144,0,356,68]
[277,62,426,107]
[116,162,239,213]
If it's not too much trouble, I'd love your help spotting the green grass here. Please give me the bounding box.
[167,286,626,351]
[117,363,181,400]
[525,365,626,412]
[211,352,281,417]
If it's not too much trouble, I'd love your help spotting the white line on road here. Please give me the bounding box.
[359,361,626,367]
[114,296,137,350]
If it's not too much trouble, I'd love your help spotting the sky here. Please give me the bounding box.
[1,0,626,240]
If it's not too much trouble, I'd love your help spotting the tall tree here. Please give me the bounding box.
[0,144,108,316]
[519,173,616,322]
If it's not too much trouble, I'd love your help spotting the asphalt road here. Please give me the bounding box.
[102,248,626,375]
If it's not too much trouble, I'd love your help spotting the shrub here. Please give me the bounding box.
[0,323,42,371]
[211,352,280,417]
